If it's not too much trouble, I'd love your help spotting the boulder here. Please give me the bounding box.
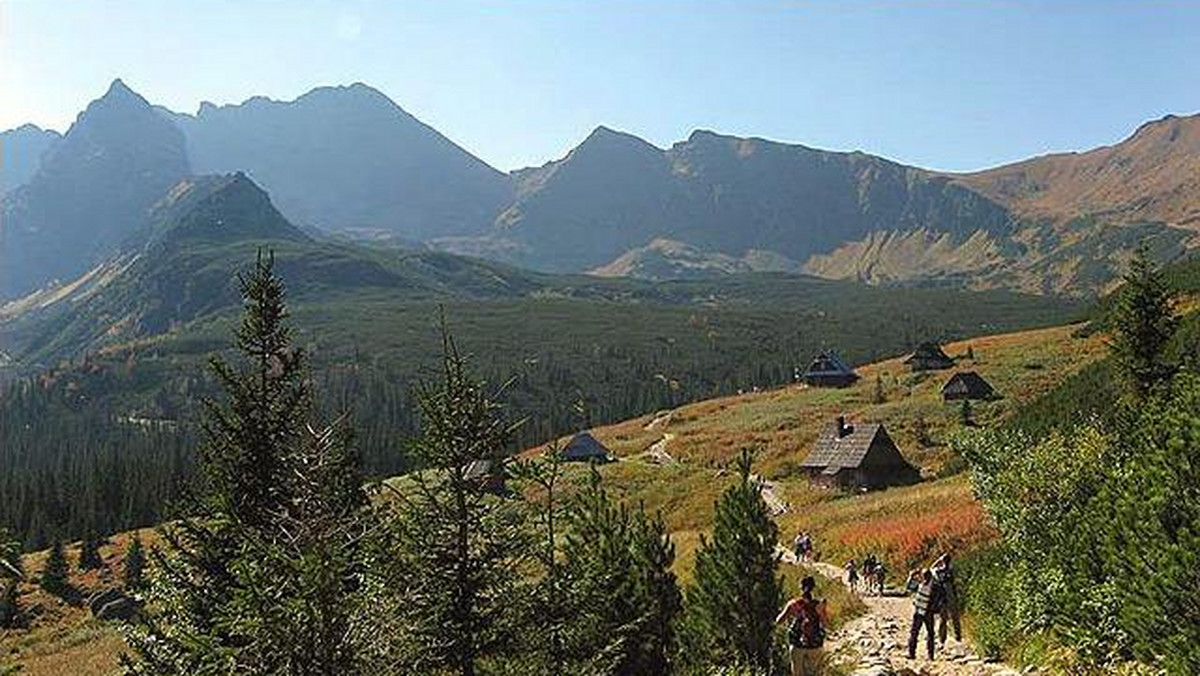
[96,596,137,621]
[87,587,125,615]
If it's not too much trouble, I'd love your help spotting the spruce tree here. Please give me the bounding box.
[40,540,69,596]
[557,470,682,675]
[511,447,570,674]
[960,399,974,427]
[122,252,376,675]
[1109,242,1178,400]
[387,329,526,676]
[121,536,145,591]
[686,449,784,672]
[78,532,103,570]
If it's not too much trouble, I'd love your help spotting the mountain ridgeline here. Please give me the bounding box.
[3,79,1200,302]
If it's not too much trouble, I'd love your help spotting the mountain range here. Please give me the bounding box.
[2,79,1199,301]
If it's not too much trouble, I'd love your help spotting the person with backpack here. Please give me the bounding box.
[933,553,962,644]
[905,568,944,660]
[845,559,859,593]
[776,575,829,676]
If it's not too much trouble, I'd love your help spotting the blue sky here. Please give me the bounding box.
[2,1,1198,172]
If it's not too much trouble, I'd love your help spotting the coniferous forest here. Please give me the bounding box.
[102,253,792,674]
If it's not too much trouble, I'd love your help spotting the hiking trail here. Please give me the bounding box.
[783,553,1031,676]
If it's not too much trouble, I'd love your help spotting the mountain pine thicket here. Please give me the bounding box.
[960,247,1200,675]
[110,253,789,675]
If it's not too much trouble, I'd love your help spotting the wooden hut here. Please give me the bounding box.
[463,459,507,494]
[802,351,859,388]
[904,342,955,371]
[799,417,920,490]
[942,371,997,401]
[561,431,613,463]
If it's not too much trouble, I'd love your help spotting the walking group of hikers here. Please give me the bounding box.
[777,535,962,675]
[843,553,886,596]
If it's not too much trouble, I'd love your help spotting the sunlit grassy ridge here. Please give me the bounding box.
[578,323,1106,577]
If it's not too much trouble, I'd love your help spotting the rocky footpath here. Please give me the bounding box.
[797,559,1033,676]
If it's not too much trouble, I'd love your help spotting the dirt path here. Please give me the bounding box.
[754,474,790,516]
[646,432,677,465]
[783,554,1027,676]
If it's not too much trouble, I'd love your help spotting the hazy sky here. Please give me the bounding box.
[3,1,1198,172]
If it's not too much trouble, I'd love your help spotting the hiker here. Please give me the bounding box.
[933,553,962,644]
[872,560,887,596]
[906,569,944,660]
[800,533,813,562]
[845,559,859,593]
[793,532,805,563]
[776,575,829,676]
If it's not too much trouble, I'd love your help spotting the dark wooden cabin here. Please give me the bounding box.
[904,342,955,371]
[799,417,920,490]
[463,459,508,494]
[560,431,613,463]
[942,371,997,401]
[802,351,860,388]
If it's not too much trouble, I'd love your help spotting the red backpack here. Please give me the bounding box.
[788,598,825,649]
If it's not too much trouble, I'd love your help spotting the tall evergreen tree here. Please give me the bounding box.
[1109,243,1178,400]
[511,447,570,675]
[387,330,526,676]
[121,536,145,591]
[78,532,103,570]
[1104,375,1200,674]
[686,450,784,672]
[40,540,70,596]
[557,470,682,675]
[122,252,376,675]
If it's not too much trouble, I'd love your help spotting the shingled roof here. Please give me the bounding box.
[904,342,955,370]
[800,420,886,470]
[942,371,997,401]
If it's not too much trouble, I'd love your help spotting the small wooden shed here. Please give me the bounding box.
[799,417,920,490]
[802,351,860,388]
[942,371,997,401]
[904,342,955,371]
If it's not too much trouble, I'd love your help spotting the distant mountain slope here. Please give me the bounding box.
[955,113,1200,229]
[590,238,804,280]
[471,127,1016,273]
[0,171,540,365]
[0,124,61,196]
[169,83,513,239]
[1,80,190,298]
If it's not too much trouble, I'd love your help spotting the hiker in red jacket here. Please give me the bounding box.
[776,575,829,676]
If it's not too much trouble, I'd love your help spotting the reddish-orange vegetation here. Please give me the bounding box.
[834,500,997,571]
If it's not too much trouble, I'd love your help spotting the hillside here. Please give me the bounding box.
[0,322,1107,675]
[956,113,1200,229]
[569,323,1106,577]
